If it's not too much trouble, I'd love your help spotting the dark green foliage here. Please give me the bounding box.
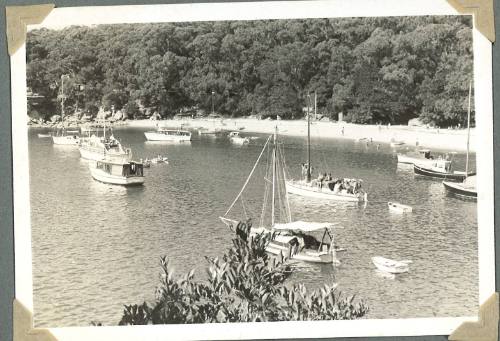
[118,221,367,324]
[27,17,473,126]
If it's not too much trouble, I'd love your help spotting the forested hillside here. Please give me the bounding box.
[26,16,473,126]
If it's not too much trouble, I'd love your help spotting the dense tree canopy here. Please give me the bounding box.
[27,16,474,126]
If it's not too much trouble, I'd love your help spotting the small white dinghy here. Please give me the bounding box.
[388,202,412,213]
[372,256,412,274]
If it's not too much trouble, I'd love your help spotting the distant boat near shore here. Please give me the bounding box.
[144,128,192,142]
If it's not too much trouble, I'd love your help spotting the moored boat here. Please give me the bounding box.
[228,131,250,145]
[220,128,343,265]
[79,134,131,162]
[372,256,411,274]
[388,202,413,213]
[413,161,473,182]
[38,133,52,138]
[144,128,192,142]
[285,93,367,202]
[89,159,144,186]
[52,133,80,145]
[443,175,477,201]
[397,149,435,166]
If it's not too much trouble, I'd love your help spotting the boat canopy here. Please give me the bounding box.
[273,221,339,232]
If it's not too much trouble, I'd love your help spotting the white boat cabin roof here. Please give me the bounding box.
[273,221,340,232]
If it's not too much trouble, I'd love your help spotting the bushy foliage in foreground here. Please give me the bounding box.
[119,221,367,325]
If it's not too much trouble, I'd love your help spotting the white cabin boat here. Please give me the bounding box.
[89,159,144,186]
[144,128,192,142]
[79,135,131,162]
[52,134,80,145]
[372,256,411,274]
[220,128,343,265]
[228,131,250,145]
[388,202,413,213]
[397,149,435,166]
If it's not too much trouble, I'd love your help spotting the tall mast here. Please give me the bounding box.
[271,126,277,226]
[60,75,66,128]
[307,93,311,182]
[465,81,472,177]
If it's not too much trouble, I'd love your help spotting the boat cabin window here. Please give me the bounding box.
[97,162,112,174]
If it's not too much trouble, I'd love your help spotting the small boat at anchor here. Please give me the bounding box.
[228,131,250,145]
[38,133,52,138]
[144,128,192,142]
[79,134,131,162]
[388,202,413,213]
[89,159,144,186]
[397,149,435,166]
[372,256,412,274]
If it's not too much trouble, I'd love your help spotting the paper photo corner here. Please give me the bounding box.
[4,0,497,340]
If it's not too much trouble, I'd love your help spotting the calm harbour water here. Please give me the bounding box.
[29,126,478,327]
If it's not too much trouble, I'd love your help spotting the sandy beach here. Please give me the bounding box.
[127,118,475,152]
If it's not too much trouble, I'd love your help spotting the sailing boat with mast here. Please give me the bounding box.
[443,82,477,200]
[52,74,80,145]
[220,127,342,264]
[285,93,367,202]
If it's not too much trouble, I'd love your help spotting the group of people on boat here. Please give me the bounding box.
[300,163,363,194]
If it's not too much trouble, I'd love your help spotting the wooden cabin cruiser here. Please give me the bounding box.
[79,135,131,162]
[228,131,250,145]
[397,149,435,166]
[251,222,341,264]
[413,159,473,182]
[443,175,477,201]
[89,159,144,186]
[144,128,192,142]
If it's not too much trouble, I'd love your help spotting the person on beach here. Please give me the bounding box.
[341,127,344,136]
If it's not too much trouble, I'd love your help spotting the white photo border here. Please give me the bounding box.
[11,0,495,339]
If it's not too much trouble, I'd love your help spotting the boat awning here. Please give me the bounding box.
[273,221,340,232]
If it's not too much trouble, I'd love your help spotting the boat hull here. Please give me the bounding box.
[388,202,412,213]
[144,132,192,142]
[52,135,79,145]
[443,181,477,200]
[230,137,249,145]
[285,180,366,202]
[371,257,409,274]
[90,168,144,186]
[413,164,471,182]
[79,146,130,162]
[265,241,336,264]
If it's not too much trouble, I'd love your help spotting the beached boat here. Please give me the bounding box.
[397,149,436,166]
[285,93,367,202]
[372,257,411,274]
[228,131,250,145]
[220,128,342,264]
[390,140,405,147]
[89,159,144,186]
[388,202,412,213]
[79,134,131,162]
[144,128,192,142]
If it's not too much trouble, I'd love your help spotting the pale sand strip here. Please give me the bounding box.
[128,118,475,152]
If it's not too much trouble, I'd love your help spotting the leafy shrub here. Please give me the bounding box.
[119,220,368,325]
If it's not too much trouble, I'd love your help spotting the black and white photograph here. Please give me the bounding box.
[9,1,495,340]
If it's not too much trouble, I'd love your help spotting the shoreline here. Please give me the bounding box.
[126,118,476,152]
[29,117,476,152]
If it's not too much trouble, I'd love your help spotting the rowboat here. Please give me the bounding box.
[89,159,144,186]
[387,202,412,213]
[372,256,411,274]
